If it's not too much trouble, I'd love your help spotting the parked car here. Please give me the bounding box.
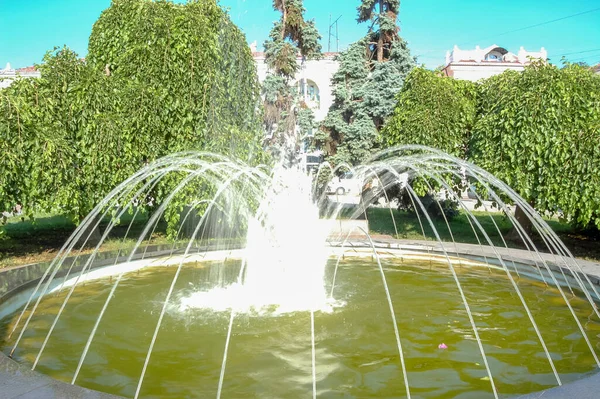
[326,172,363,195]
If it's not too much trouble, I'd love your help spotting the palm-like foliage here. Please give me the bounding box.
[262,0,322,154]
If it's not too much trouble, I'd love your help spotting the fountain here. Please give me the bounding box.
[1,146,599,398]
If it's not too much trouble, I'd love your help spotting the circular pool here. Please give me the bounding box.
[2,253,599,398]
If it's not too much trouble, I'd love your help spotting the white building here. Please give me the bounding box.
[0,63,40,89]
[251,43,340,122]
[442,44,547,81]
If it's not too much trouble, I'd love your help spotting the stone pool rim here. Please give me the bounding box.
[1,240,599,399]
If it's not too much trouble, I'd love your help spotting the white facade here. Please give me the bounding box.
[0,63,40,89]
[442,44,547,81]
[252,50,340,122]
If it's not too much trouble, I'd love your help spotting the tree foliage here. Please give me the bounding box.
[321,1,414,166]
[0,49,85,216]
[471,62,600,228]
[382,67,477,158]
[262,0,322,157]
[87,0,261,155]
[0,0,264,225]
[382,62,600,229]
[357,0,401,63]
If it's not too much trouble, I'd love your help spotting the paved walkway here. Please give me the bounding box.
[328,231,600,284]
[0,353,118,398]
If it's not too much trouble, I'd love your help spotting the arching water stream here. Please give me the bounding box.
[1,146,599,398]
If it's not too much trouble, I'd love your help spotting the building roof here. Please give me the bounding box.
[1,64,39,75]
[250,40,338,60]
[252,52,339,60]
[445,44,547,67]
[16,66,37,73]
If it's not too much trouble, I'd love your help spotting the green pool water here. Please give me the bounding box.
[1,257,599,398]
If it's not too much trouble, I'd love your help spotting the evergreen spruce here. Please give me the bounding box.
[321,0,414,166]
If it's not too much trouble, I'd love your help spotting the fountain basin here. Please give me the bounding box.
[1,242,600,398]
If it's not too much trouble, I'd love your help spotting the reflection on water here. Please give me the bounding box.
[1,257,599,399]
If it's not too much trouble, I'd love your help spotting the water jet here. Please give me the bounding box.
[1,146,599,399]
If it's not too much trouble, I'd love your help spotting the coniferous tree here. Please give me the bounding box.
[358,0,400,63]
[320,0,414,166]
[262,0,321,160]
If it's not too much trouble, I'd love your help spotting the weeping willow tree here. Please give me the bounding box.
[0,0,264,228]
[262,0,322,161]
[471,62,600,231]
[87,0,262,157]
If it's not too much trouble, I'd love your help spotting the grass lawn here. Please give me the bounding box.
[1,207,598,268]
[0,211,173,268]
[366,207,599,262]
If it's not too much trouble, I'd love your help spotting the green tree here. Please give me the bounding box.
[357,0,401,63]
[382,67,477,158]
[87,0,261,156]
[262,0,322,159]
[0,48,85,217]
[471,62,600,229]
[0,0,264,225]
[321,0,414,166]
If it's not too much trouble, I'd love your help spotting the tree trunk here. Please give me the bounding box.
[76,214,103,248]
[281,0,287,39]
[377,0,384,62]
[507,203,535,242]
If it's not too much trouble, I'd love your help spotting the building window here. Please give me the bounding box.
[485,51,505,62]
[297,79,320,108]
[308,84,316,101]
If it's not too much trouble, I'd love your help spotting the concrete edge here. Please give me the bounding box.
[0,352,120,399]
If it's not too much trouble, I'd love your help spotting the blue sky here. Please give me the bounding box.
[1,0,599,69]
